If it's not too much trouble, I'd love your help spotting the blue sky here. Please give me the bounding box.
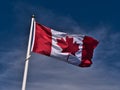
[0,0,120,90]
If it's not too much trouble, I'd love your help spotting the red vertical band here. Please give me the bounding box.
[32,23,52,56]
[79,36,99,67]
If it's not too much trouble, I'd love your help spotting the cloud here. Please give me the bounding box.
[0,1,120,90]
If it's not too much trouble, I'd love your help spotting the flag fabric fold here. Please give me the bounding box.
[32,22,99,67]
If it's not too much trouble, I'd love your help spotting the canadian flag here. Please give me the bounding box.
[32,22,99,67]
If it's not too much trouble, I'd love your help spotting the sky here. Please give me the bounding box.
[0,0,120,90]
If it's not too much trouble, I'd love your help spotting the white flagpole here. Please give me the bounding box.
[22,15,35,90]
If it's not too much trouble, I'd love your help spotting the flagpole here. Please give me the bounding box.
[22,15,35,90]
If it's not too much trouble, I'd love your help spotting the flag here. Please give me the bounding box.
[32,22,99,67]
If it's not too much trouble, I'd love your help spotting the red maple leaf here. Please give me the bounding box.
[57,36,79,55]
